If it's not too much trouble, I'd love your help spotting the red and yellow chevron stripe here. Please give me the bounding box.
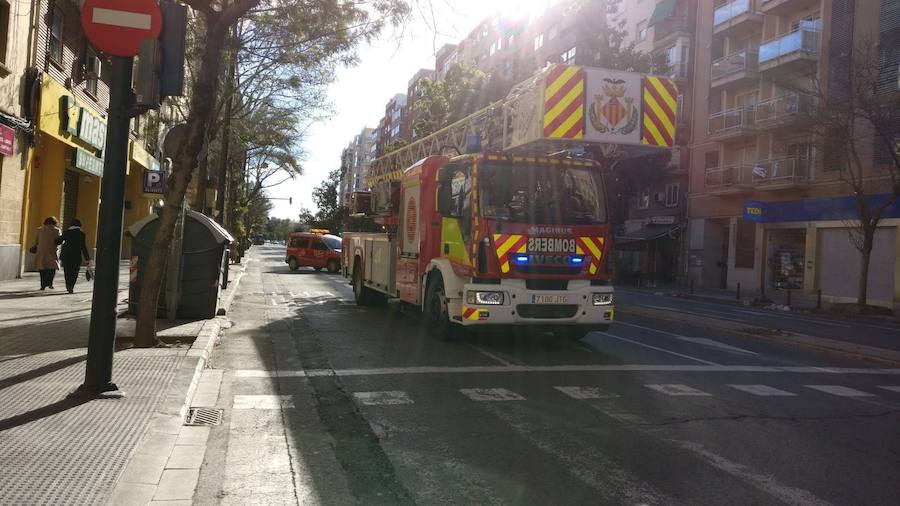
[640,76,677,147]
[462,307,480,320]
[576,236,606,275]
[543,65,585,139]
[492,234,526,274]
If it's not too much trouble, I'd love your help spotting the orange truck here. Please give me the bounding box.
[343,64,678,340]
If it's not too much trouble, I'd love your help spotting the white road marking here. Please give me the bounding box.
[466,343,515,366]
[728,384,797,396]
[878,386,900,394]
[460,388,525,401]
[804,385,875,397]
[232,365,900,378]
[598,332,720,365]
[353,391,414,406]
[554,386,618,400]
[92,7,153,30]
[645,384,712,396]
[672,440,833,506]
[233,395,295,409]
[612,321,758,355]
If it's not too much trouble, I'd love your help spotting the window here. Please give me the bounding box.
[534,33,544,51]
[548,25,558,39]
[489,42,497,56]
[312,241,328,251]
[705,150,720,169]
[85,46,100,97]
[665,183,680,207]
[561,46,577,64]
[676,94,684,122]
[290,237,309,249]
[0,1,10,67]
[638,188,650,209]
[49,7,64,65]
[637,20,647,41]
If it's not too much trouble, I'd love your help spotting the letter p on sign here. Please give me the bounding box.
[143,170,166,194]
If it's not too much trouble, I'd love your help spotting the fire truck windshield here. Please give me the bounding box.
[479,163,607,225]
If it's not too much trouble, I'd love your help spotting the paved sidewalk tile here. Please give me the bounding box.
[153,469,200,501]
[108,483,156,505]
[166,445,206,469]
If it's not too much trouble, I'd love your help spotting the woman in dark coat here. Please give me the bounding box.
[58,218,91,294]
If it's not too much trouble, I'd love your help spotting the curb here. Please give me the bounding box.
[107,317,225,505]
[618,306,900,367]
[217,262,248,316]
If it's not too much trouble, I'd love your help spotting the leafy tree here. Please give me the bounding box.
[384,138,408,154]
[135,0,408,346]
[413,63,485,138]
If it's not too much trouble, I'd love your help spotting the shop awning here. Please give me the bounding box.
[615,225,680,244]
[648,0,677,27]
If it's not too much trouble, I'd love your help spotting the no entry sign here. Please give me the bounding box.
[81,0,162,57]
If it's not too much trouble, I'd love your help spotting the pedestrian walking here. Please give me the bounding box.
[59,218,92,294]
[32,216,61,290]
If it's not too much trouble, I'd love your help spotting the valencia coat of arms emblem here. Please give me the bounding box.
[589,78,638,135]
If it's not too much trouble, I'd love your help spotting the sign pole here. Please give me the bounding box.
[75,56,134,396]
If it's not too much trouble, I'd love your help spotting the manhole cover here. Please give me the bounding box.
[184,407,223,426]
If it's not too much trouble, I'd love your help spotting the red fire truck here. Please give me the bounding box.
[343,64,678,340]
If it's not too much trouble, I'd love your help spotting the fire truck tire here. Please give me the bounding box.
[326,259,340,273]
[353,263,376,306]
[288,257,299,271]
[424,275,463,341]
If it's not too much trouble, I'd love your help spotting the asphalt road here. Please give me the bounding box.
[196,245,900,505]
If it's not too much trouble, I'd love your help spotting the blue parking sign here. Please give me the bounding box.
[143,170,166,194]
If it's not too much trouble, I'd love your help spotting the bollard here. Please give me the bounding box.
[689,278,694,295]
[817,288,822,309]
[786,288,792,308]
[736,282,741,300]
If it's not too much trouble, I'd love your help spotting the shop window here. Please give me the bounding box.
[85,46,100,98]
[0,1,10,67]
[665,183,679,207]
[734,219,756,268]
[49,6,64,66]
[637,188,650,209]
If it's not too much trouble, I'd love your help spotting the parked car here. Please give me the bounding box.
[285,230,342,273]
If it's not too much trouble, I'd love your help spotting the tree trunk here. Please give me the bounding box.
[856,225,875,309]
[193,155,208,211]
[134,19,229,347]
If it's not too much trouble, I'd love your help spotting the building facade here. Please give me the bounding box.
[686,0,900,310]
[375,93,407,156]
[339,127,375,207]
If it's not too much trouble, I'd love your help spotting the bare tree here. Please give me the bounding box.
[799,41,900,310]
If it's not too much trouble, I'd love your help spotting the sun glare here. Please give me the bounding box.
[483,0,551,22]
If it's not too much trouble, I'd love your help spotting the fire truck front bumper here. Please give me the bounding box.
[455,281,615,328]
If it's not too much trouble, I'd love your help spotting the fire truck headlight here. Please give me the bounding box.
[592,293,614,306]
[469,291,504,305]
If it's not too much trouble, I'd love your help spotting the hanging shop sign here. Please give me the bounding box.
[0,124,14,156]
[71,147,105,177]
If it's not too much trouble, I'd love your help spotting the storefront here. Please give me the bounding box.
[23,75,106,269]
[615,216,683,287]
[743,197,900,310]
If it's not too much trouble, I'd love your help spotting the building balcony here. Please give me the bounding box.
[754,93,815,131]
[710,50,759,90]
[713,0,763,36]
[761,0,820,16]
[705,157,810,194]
[708,106,756,141]
[663,61,690,82]
[653,16,692,48]
[758,25,821,74]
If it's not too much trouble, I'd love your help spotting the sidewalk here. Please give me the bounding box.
[0,260,246,505]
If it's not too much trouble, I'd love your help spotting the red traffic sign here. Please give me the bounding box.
[81,0,162,57]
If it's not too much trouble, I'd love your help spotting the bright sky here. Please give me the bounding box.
[267,0,552,219]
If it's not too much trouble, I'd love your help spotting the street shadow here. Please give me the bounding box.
[0,395,94,432]
[0,354,88,392]
[0,291,70,300]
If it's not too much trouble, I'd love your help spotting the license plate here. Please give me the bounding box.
[532,294,569,304]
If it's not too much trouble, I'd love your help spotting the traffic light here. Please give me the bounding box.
[133,0,186,108]
[134,38,161,107]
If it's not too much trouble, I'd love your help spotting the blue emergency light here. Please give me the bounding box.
[514,255,530,264]
[570,256,584,264]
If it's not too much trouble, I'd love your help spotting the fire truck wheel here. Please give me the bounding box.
[353,264,374,305]
[424,275,463,341]
[326,259,340,273]
[314,267,322,271]
[288,257,299,271]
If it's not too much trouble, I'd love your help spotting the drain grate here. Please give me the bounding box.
[184,407,223,426]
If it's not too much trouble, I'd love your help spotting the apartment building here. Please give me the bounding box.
[339,127,375,207]
[19,0,162,271]
[687,0,900,309]
[403,68,434,141]
[375,93,407,156]
[0,0,35,280]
